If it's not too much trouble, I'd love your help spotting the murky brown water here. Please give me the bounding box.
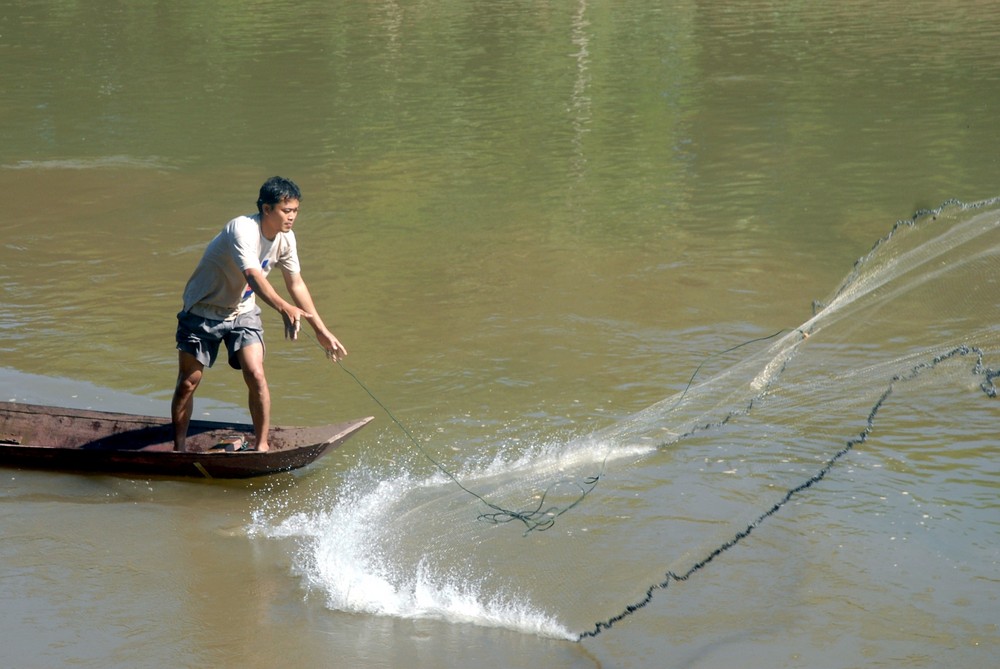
[2,2,998,667]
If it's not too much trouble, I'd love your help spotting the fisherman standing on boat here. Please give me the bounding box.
[171,176,346,452]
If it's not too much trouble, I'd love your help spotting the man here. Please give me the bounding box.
[171,176,346,452]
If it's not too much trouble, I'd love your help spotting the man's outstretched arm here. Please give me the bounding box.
[283,270,348,360]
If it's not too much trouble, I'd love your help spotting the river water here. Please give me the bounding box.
[1,2,998,667]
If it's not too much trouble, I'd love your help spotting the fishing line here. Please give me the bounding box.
[577,344,998,640]
[305,327,798,534]
[305,333,599,533]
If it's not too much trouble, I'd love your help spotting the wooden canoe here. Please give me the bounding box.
[0,402,373,479]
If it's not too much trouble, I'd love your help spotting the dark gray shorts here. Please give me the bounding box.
[175,307,264,370]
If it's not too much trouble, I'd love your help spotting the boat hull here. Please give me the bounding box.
[0,402,373,479]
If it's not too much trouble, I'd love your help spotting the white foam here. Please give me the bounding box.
[253,465,578,640]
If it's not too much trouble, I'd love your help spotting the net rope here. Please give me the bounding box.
[333,360,601,533]
[327,326,800,534]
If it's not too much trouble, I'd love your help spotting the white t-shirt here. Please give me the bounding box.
[182,214,301,320]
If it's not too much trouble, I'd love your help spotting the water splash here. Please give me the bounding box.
[250,442,627,640]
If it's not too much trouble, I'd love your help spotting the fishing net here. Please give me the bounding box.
[253,197,1000,640]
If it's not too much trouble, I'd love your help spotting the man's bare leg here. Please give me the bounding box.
[237,343,270,452]
[172,351,204,451]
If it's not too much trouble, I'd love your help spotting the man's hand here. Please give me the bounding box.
[317,330,347,361]
[245,268,313,340]
[281,305,313,340]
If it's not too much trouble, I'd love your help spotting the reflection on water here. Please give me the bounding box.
[1,1,999,667]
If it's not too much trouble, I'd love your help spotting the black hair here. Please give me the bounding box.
[256,176,302,213]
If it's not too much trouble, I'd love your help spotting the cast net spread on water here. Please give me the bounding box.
[252,198,999,641]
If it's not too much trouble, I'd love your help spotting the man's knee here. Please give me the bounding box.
[241,365,268,391]
[175,370,202,397]
[236,344,265,377]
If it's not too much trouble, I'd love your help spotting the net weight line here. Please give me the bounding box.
[577,344,997,640]
[323,347,603,534]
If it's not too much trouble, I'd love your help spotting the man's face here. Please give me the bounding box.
[261,198,300,236]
